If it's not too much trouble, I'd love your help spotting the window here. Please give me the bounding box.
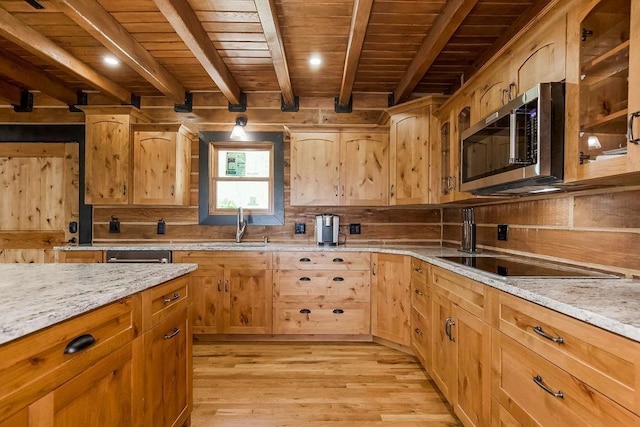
[198,132,284,226]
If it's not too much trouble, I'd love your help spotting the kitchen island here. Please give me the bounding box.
[0,262,197,426]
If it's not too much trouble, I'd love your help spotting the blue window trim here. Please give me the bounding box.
[198,131,284,226]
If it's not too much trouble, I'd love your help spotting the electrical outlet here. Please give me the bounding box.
[350,223,361,234]
[109,217,120,233]
[157,219,166,235]
[294,222,306,234]
[497,224,508,241]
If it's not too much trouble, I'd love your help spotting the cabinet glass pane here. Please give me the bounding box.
[579,0,630,162]
[440,122,451,195]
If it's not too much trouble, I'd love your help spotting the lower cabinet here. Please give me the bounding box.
[272,252,371,335]
[371,253,411,346]
[429,266,492,427]
[173,251,273,334]
[410,258,431,368]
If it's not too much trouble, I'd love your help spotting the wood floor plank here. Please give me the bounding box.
[191,342,461,426]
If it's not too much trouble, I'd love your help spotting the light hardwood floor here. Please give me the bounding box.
[192,341,461,426]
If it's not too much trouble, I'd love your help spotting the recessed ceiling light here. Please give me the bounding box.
[309,56,322,66]
[103,56,119,66]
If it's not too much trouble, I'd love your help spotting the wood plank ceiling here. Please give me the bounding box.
[0,0,547,110]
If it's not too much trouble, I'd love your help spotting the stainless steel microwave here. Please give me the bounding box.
[460,82,565,195]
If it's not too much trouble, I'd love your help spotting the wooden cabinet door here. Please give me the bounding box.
[85,114,132,205]
[628,0,640,169]
[189,267,224,334]
[430,292,455,403]
[389,108,429,205]
[132,125,192,206]
[144,308,190,427]
[224,268,273,334]
[371,253,410,345]
[46,343,134,426]
[290,132,340,205]
[340,132,389,206]
[453,305,491,427]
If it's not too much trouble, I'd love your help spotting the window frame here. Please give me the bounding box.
[198,131,284,226]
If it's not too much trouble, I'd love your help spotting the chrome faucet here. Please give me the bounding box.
[235,206,247,243]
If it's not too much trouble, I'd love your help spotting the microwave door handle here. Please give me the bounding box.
[509,112,517,164]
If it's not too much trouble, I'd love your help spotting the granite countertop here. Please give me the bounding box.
[0,263,197,346]
[56,242,640,343]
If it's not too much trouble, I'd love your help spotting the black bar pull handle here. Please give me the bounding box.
[332,277,344,281]
[332,258,344,263]
[64,334,96,354]
[299,257,311,262]
[300,277,311,281]
[300,308,311,314]
[332,309,344,314]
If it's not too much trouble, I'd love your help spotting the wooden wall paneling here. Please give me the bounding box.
[573,188,640,228]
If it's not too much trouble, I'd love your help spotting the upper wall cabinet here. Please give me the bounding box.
[290,131,388,206]
[84,109,193,206]
[388,96,446,205]
[132,124,193,206]
[565,0,640,184]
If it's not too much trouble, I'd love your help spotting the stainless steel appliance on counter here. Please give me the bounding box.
[315,214,339,246]
[460,82,565,195]
[106,250,172,263]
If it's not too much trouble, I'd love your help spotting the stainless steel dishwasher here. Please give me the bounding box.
[106,249,172,264]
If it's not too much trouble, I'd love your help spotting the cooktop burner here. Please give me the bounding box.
[437,256,614,278]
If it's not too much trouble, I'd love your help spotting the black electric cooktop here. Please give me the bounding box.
[437,256,615,278]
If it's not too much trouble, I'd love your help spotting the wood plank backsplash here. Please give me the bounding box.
[443,187,640,276]
[92,137,442,245]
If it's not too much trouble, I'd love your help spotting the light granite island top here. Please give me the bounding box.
[58,243,640,343]
[0,263,197,346]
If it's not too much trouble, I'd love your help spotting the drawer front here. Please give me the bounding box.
[274,270,370,303]
[273,302,370,335]
[493,332,639,426]
[410,258,428,284]
[142,275,189,330]
[494,291,640,414]
[274,251,370,270]
[431,266,487,320]
[411,308,430,369]
[411,276,430,317]
[0,298,137,421]
[173,251,272,270]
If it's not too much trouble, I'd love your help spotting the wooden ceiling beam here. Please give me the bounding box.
[0,79,23,106]
[394,0,479,103]
[254,0,295,107]
[0,6,131,104]
[53,0,186,105]
[338,0,374,107]
[0,48,79,106]
[153,0,242,106]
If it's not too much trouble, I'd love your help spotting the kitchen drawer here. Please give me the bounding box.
[493,291,640,415]
[410,258,428,284]
[273,251,370,270]
[493,332,640,426]
[0,297,138,422]
[411,307,430,369]
[141,275,189,331]
[273,269,370,303]
[273,302,370,335]
[431,265,489,321]
[411,274,430,317]
[173,251,272,271]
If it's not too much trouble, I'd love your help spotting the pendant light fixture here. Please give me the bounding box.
[230,116,247,140]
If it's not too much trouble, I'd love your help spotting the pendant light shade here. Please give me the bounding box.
[230,116,247,140]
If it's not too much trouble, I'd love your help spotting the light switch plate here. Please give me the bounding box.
[294,222,306,234]
[497,224,508,241]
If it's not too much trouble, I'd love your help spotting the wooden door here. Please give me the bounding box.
[85,114,132,205]
[290,132,340,205]
[340,132,389,206]
[453,305,492,427]
[144,308,190,427]
[430,292,455,403]
[389,108,429,205]
[132,130,178,205]
[0,143,79,263]
[224,268,273,334]
[46,343,134,426]
[628,0,640,169]
[371,253,410,345]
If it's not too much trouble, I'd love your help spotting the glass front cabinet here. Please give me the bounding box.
[565,0,640,183]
